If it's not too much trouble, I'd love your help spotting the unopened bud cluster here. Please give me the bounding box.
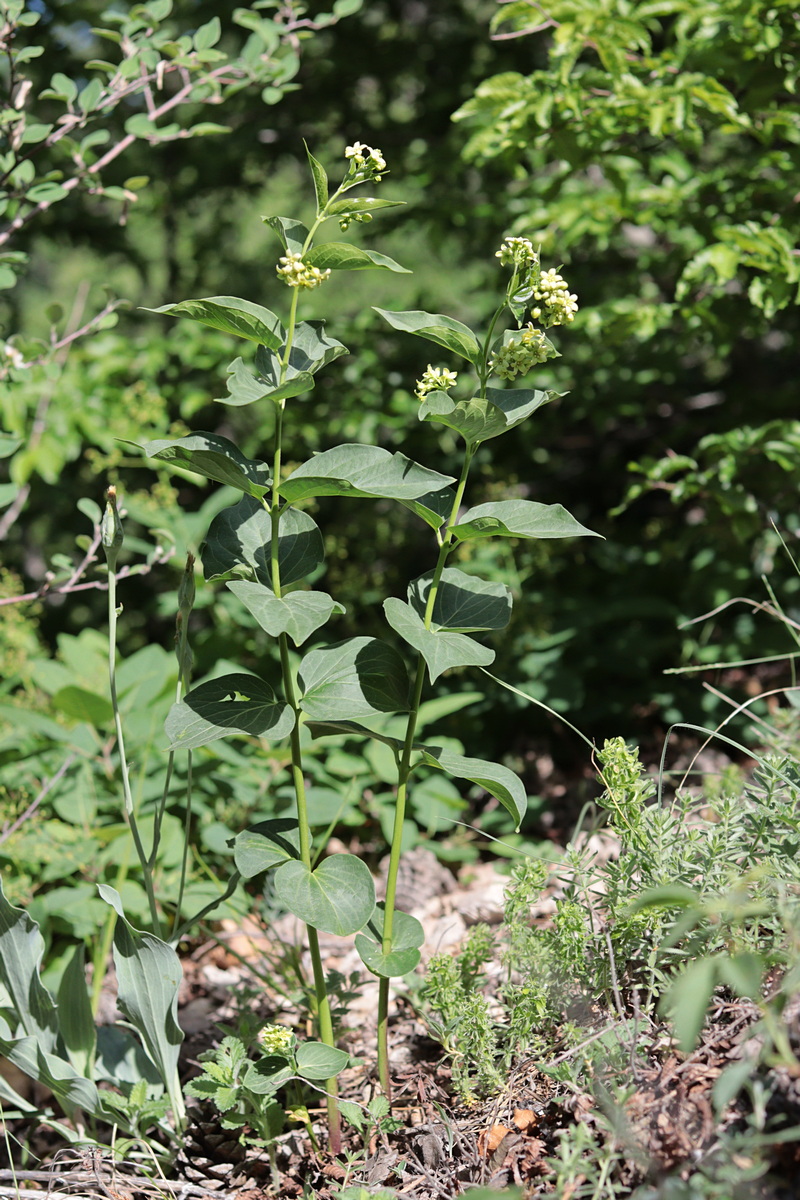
[276,251,331,290]
[256,1023,294,1054]
[530,267,579,327]
[489,324,552,381]
[414,364,459,401]
[345,141,386,180]
[495,236,538,268]
[338,210,373,232]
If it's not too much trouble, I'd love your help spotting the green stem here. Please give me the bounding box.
[107,563,162,936]
[377,445,476,1094]
[269,280,342,1153]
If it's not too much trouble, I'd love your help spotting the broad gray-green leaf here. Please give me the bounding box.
[408,568,512,632]
[98,885,184,1121]
[418,746,527,829]
[280,444,454,504]
[144,296,284,349]
[0,877,58,1051]
[0,1034,100,1117]
[135,433,271,498]
[383,598,494,683]
[451,500,601,542]
[57,943,95,1078]
[418,386,558,445]
[374,307,482,364]
[243,1055,294,1094]
[165,673,294,751]
[234,818,301,878]
[202,499,323,586]
[274,854,375,935]
[662,957,717,1053]
[227,581,344,646]
[295,1041,349,1080]
[215,355,313,406]
[263,215,310,256]
[305,243,410,274]
[298,637,409,720]
[287,321,349,374]
[355,904,424,978]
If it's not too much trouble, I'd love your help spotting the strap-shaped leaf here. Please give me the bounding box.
[0,878,58,1050]
[295,1041,350,1080]
[418,386,558,445]
[451,499,601,542]
[0,1033,101,1118]
[407,568,512,632]
[274,854,375,936]
[135,433,271,498]
[299,637,410,720]
[57,943,95,1078]
[374,307,482,364]
[98,885,184,1122]
[202,499,323,586]
[263,215,310,256]
[165,672,294,751]
[216,355,313,406]
[305,243,410,274]
[355,904,424,978]
[418,746,527,829]
[280,444,454,503]
[383,597,494,683]
[144,296,284,349]
[227,581,344,646]
[234,818,301,878]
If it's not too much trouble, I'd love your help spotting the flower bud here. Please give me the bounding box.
[101,486,124,561]
[178,552,196,617]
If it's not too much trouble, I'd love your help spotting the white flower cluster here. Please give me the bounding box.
[256,1023,294,1053]
[276,251,331,290]
[495,236,538,268]
[414,364,458,401]
[531,267,579,327]
[489,324,552,381]
[345,141,387,180]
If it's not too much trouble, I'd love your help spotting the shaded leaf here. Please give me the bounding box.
[374,307,482,364]
[227,582,344,645]
[202,500,323,586]
[57,944,95,1078]
[243,1055,294,1094]
[280,444,453,504]
[355,904,424,978]
[298,637,409,720]
[234,818,301,878]
[136,432,271,497]
[408,568,512,632]
[418,386,558,444]
[165,673,294,751]
[383,597,494,683]
[451,499,601,542]
[216,356,313,407]
[305,243,410,273]
[419,746,527,829]
[263,215,310,256]
[274,854,375,935]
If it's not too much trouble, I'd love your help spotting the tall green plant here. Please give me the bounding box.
[132,145,599,1145]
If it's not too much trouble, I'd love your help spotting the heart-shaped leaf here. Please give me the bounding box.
[299,637,409,720]
[374,307,482,364]
[451,499,601,542]
[418,746,527,829]
[355,904,424,978]
[202,500,323,586]
[407,568,512,632]
[165,673,294,751]
[295,1041,349,1080]
[280,444,454,504]
[215,356,313,406]
[383,598,494,683]
[233,818,301,878]
[135,433,271,498]
[227,582,344,645]
[243,1055,295,1094]
[144,296,284,349]
[274,855,375,935]
[305,243,410,274]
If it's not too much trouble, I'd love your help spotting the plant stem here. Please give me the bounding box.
[377,445,476,1094]
[107,562,162,936]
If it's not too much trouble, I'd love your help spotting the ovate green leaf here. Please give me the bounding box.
[227,581,344,645]
[274,854,375,935]
[355,904,424,978]
[144,296,284,350]
[383,597,494,683]
[305,243,410,273]
[165,673,294,751]
[408,568,512,632]
[135,433,271,497]
[374,307,482,364]
[451,499,601,542]
[298,638,409,720]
